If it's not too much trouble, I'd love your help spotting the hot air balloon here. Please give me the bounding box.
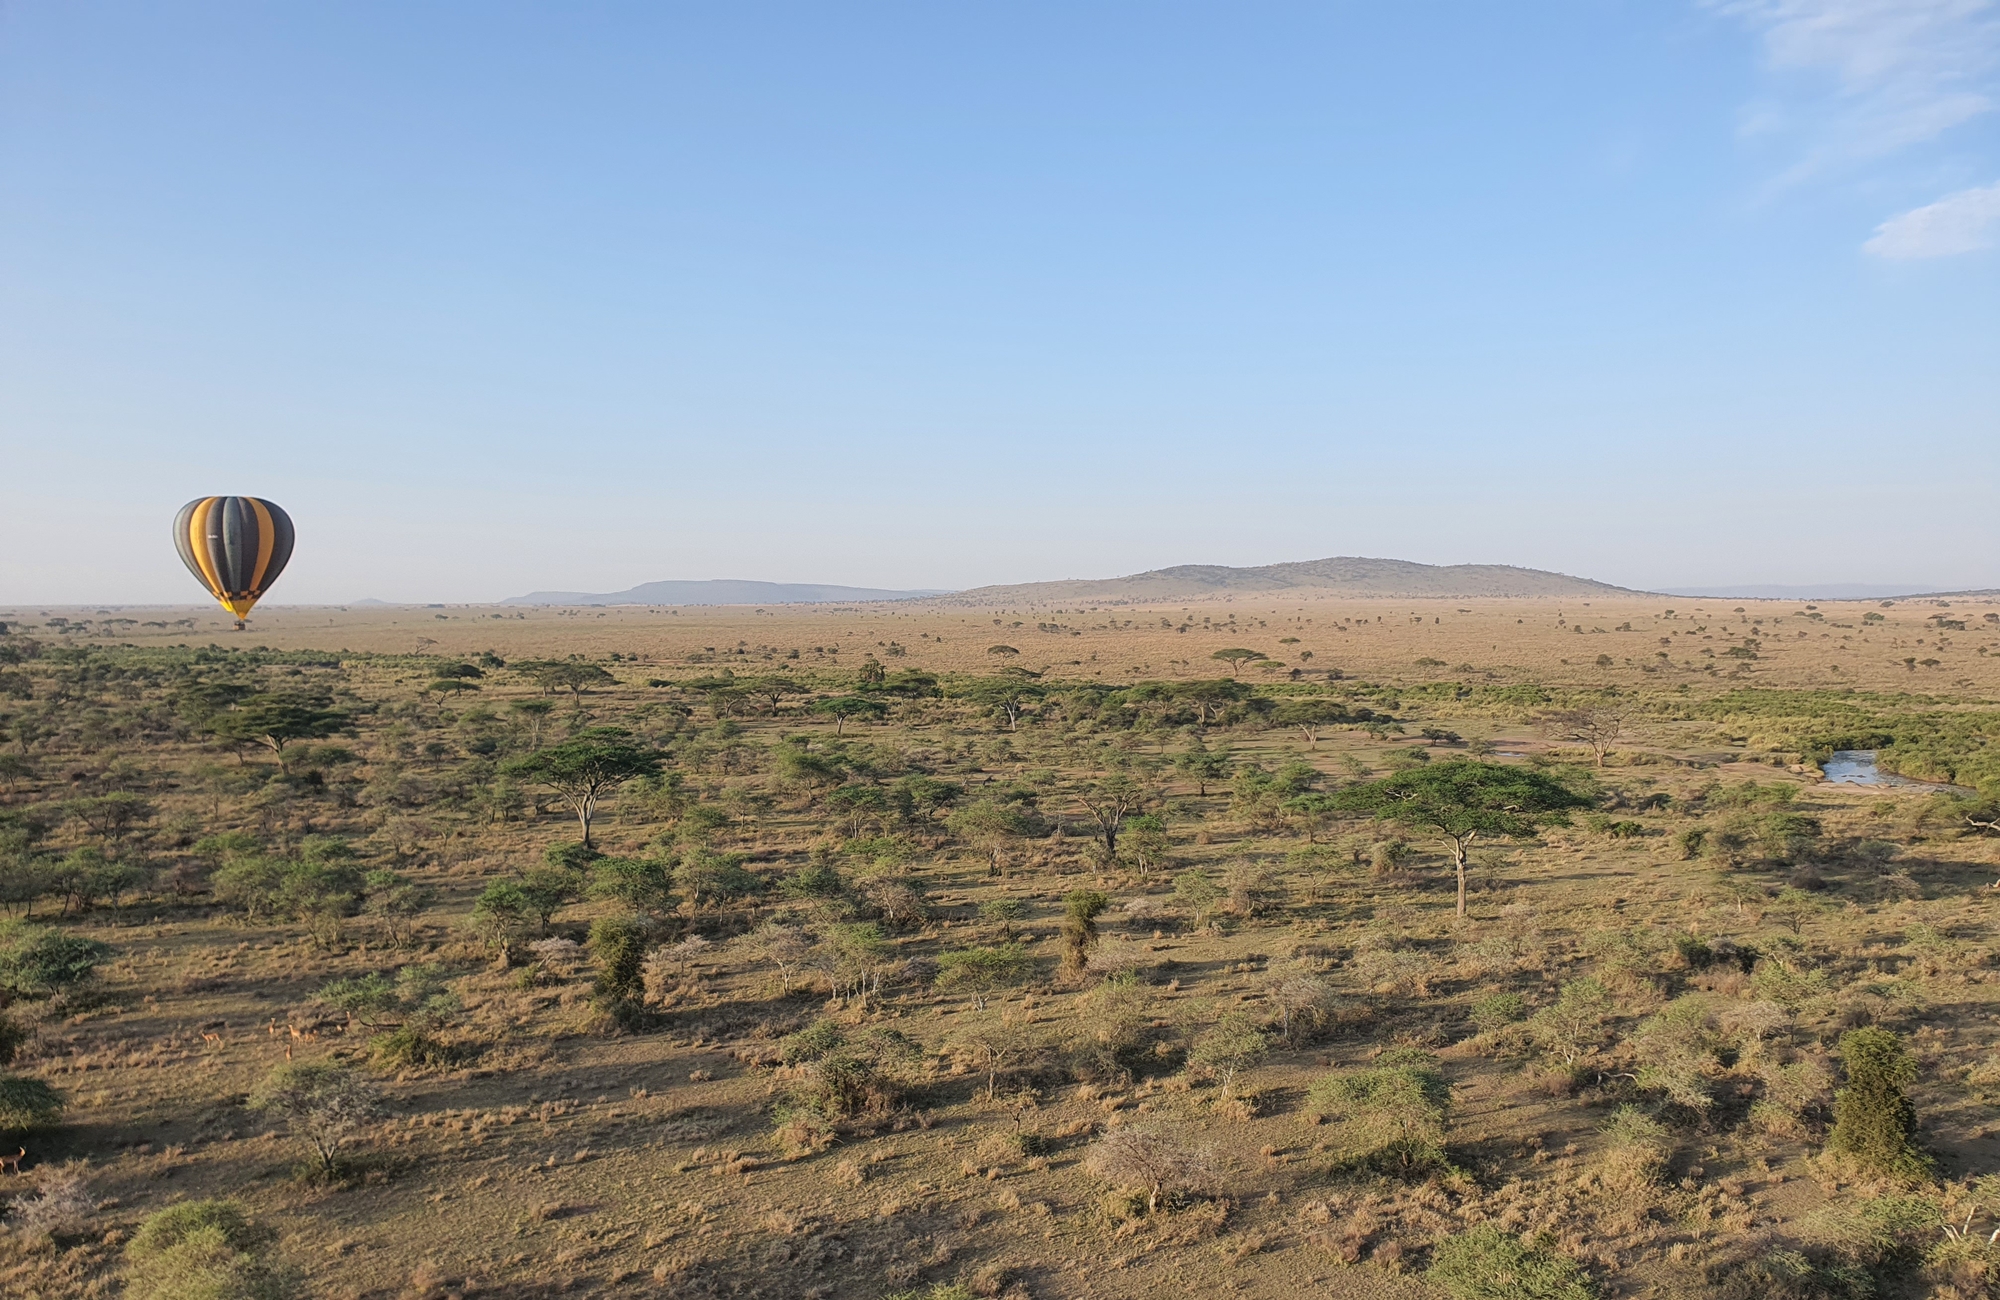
[173,496,295,627]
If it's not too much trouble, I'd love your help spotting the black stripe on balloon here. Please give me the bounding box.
[174,500,204,589]
[211,497,239,594]
[259,499,295,594]
[227,497,258,594]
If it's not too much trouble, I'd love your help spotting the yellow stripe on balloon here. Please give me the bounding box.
[187,497,226,599]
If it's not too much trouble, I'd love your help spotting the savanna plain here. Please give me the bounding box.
[7,594,2000,1299]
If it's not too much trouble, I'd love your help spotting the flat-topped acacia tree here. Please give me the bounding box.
[1335,759,1592,918]
[501,728,664,848]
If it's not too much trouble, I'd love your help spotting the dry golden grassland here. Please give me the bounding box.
[2,593,2000,1299]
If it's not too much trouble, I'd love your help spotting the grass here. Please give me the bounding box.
[0,593,1998,1296]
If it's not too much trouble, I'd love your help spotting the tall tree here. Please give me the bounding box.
[811,695,887,735]
[1334,760,1591,918]
[521,660,618,702]
[500,728,664,847]
[1210,648,1266,677]
[1273,698,1352,747]
[948,800,1038,876]
[1542,704,1625,767]
[1077,772,1151,859]
[204,696,352,771]
[1175,739,1234,796]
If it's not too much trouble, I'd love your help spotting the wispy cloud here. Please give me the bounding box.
[1708,0,2000,252]
[1864,180,2000,254]
[1711,0,1999,168]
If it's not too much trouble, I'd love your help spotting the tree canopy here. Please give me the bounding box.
[500,728,664,847]
[1334,760,1592,917]
[204,695,352,768]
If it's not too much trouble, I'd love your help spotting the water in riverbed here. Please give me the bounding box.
[1822,750,1969,793]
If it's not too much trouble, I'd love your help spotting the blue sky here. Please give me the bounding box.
[3,1,1996,604]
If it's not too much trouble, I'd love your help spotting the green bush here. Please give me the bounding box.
[370,1022,467,1071]
[124,1198,296,1300]
[780,1018,845,1066]
[588,914,652,1007]
[1469,992,1527,1033]
[1826,1027,1930,1179]
[0,924,112,999]
[1427,1222,1596,1300]
[0,1011,27,1065]
[468,880,535,952]
[127,1199,261,1259]
[0,1074,63,1131]
[1305,1049,1450,1175]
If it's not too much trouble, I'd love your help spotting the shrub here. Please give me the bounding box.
[1598,1106,1672,1183]
[588,914,652,1008]
[1172,869,1224,929]
[468,880,534,954]
[1469,992,1527,1034]
[370,1022,468,1071]
[933,944,1030,1010]
[1631,995,1723,1113]
[1267,972,1339,1043]
[1305,1049,1450,1175]
[124,1198,295,1300]
[1825,1026,1930,1179]
[5,1160,95,1240]
[1427,1223,1596,1300]
[1369,839,1411,875]
[0,924,111,999]
[1527,978,1613,1068]
[1060,889,1110,974]
[0,1075,63,1132]
[884,1284,977,1300]
[781,1018,846,1066]
[247,1062,381,1178]
[1084,1126,1219,1214]
[977,897,1026,930]
[1189,1011,1268,1097]
[587,856,674,915]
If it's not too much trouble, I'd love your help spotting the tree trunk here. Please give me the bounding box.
[1453,839,1471,917]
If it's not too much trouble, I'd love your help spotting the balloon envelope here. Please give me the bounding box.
[173,496,295,619]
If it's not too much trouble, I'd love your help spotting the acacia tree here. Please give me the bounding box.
[500,728,663,848]
[1274,698,1351,747]
[205,696,352,771]
[934,943,1031,1010]
[509,698,556,749]
[1210,649,1266,678]
[1543,704,1625,767]
[953,677,1044,731]
[812,695,887,735]
[1175,739,1233,795]
[949,800,1038,876]
[248,1062,381,1178]
[520,660,617,702]
[1077,772,1151,859]
[1172,679,1251,726]
[1334,760,1591,918]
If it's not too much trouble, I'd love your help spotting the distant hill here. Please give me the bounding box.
[1660,583,1943,601]
[948,556,1634,605]
[502,579,950,606]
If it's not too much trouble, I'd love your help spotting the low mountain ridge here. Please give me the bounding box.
[946,556,1634,605]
